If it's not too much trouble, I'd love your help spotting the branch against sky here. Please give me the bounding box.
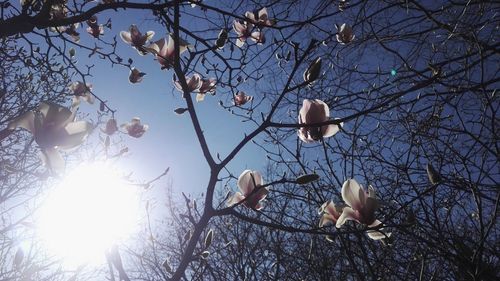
[0,0,498,281]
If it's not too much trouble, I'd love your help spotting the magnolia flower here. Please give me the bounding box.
[366,219,391,240]
[303,57,322,84]
[245,7,273,27]
[318,200,343,227]
[336,23,355,44]
[298,99,342,142]
[86,16,104,38]
[147,35,190,70]
[7,101,92,173]
[174,74,202,94]
[234,91,252,106]
[196,78,217,102]
[229,170,268,210]
[120,25,155,55]
[49,4,68,33]
[102,118,118,135]
[129,68,146,84]
[233,20,264,47]
[122,117,148,138]
[69,82,94,105]
[65,23,80,42]
[336,179,378,228]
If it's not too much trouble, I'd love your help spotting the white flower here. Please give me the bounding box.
[298,99,342,143]
[318,200,343,227]
[228,170,268,210]
[8,102,92,173]
[69,82,94,106]
[174,73,202,94]
[147,35,190,70]
[120,25,155,55]
[234,91,253,106]
[121,117,148,138]
[336,179,378,227]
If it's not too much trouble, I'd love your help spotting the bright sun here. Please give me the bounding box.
[36,162,140,267]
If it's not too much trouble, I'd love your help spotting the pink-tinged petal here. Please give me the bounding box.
[366,220,390,240]
[250,31,265,44]
[245,11,256,23]
[335,206,357,228]
[129,68,146,84]
[251,170,263,186]
[187,74,202,92]
[233,20,247,35]
[316,99,330,118]
[147,38,164,55]
[227,192,245,207]
[145,31,155,41]
[120,31,132,44]
[245,186,268,209]
[102,118,118,135]
[165,34,175,57]
[322,123,340,138]
[57,121,92,150]
[174,80,183,92]
[258,7,268,22]
[236,38,246,48]
[237,170,254,195]
[38,102,74,129]
[196,93,205,102]
[341,179,364,210]
[8,111,35,133]
[40,147,65,174]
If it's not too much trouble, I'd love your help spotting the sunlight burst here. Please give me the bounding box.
[37,162,140,266]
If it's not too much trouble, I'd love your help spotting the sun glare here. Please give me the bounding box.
[36,162,140,267]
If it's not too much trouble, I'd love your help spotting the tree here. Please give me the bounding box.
[0,0,498,280]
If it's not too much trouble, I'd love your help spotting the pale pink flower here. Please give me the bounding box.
[174,74,202,94]
[318,200,343,227]
[336,23,355,44]
[129,68,146,84]
[147,35,190,70]
[69,81,94,106]
[86,16,104,38]
[65,23,80,42]
[233,20,264,47]
[298,99,342,143]
[122,117,148,138]
[319,200,343,227]
[7,101,92,173]
[234,91,252,106]
[336,179,378,227]
[245,7,273,27]
[120,25,155,55]
[196,78,216,102]
[228,170,268,210]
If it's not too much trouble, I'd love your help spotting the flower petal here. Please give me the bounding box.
[8,111,35,133]
[322,124,340,138]
[57,121,92,150]
[237,170,254,195]
[120,31,132,44]
[335,206,357,228]
[341,179,364,210]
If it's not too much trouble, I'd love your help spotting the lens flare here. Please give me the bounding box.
[36,162,140,267]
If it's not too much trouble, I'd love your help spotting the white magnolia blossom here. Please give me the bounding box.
[122,117,148,138]
[69,81,94,106]
[86,16,104,38]
[335,179,391,240]
[7,101,92,174]
[174,74,202,94]
[196,78,217,102]
[234,91,252,106]
[120,25,155,55]
[147,35,190,70]
[298,99,342,143]
[318,200,343,227]
[336,23,355,44]
[228,170,268,210]
[245,7,273,27]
